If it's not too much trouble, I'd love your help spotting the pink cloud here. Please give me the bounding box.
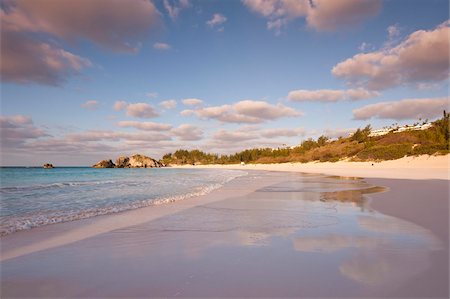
[332,21,450,90]
[126,103,159,118]
[171,124,204,141]
[0,115,49,148]
[81,100,99,110]
[242,0,380,34]
[207,13,227,28]
[163,0,191,21]
[352,97,450,120]
[0,30,91,85]
[117,121,172,131]
[182,98,204,106]
[159,100,177,110]
[194,100,301,123]
[306,0,382,32]
[114,100,128,111]
[1,0,160,85]
[288,88,379,102]
[113,101,159,118]
[2,0,160,52]
[153,43,171,50]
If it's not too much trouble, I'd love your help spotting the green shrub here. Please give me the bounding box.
[410,144,448,155]
[356,144,412,161]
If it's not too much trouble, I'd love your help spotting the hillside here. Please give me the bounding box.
[162,113,450,165]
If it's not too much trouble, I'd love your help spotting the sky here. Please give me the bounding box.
[1,0,449,166]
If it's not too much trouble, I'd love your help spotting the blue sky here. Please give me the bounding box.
[1,0,449,166]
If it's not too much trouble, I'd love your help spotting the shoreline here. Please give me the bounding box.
[171,154,450,180]
[1,168,448,297]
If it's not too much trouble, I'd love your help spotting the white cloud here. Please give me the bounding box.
[182,98,204,106]
[81,100,99,110]
[332,21,450,90]
[159,99,177,110]
[117,121,172,131]
[153,42,171,50]
[352,97,450,120]
[288,88,379,102]
[171,124,203,141]
[206,13,227,28]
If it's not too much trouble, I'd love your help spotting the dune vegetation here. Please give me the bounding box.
[162,112,449,165]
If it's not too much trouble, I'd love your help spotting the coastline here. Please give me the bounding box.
[171,154,450,180]
[1,158,449,297]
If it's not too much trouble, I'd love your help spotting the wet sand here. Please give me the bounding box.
[1,171,449,298]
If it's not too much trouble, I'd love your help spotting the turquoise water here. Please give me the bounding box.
[0,167,245,235]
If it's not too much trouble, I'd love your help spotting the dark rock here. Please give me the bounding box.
[92,159,115,168]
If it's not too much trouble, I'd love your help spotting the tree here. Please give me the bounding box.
[317,135,329,147]
[351,125,371,143]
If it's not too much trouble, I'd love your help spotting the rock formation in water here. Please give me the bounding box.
[115,156,130,168]
[93,154,163,168]
[128,154,163,168]
[92,159,115,168]
[43,163,54,169]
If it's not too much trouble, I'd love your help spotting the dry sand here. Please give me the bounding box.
[173,154,450,180]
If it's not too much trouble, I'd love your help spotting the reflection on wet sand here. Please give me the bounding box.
[1,171,446,298]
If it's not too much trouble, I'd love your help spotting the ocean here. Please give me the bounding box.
[0,167,246,235]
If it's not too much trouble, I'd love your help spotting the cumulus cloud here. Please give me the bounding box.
[126,103,159,118]
[242,0,381,34]
[0,115,49,148]
[1,0,160,85]
[206,13,227,30]
[1,30,91,85]
[288,88,379,102]
[159,100,177,110]
[113,101,159,118]
[332,21,450,90]
[305,0,382,32]
[171,124,204,141]
[0,0,160,85]
[81,100,99,110]
[194,100,301,123]
[182,98,204,106]
[117,121,172,131]
[163,0,191,21]
[180,109,195,116]
[153,42,171,50]
[352,97,450,120]
[1,0,160,52]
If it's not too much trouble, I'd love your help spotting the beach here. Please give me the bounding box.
[1,155,449,298]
